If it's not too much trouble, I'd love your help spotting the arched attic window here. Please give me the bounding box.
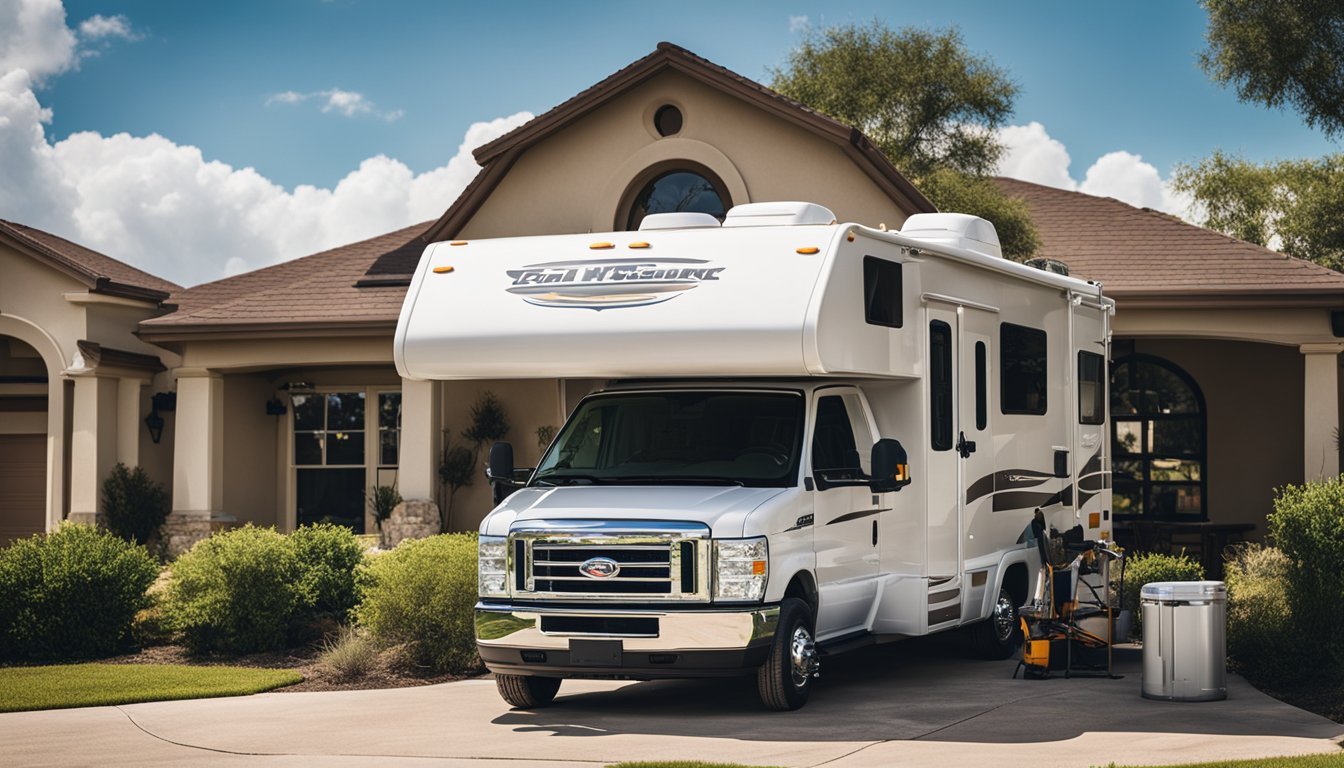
[623,165,730,231]
[1110,354,1207,521]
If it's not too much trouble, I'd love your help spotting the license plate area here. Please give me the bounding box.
[569,639,622,666]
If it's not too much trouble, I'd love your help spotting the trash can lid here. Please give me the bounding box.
[1141,581,1226,602]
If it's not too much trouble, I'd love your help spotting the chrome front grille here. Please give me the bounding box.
[509,520,710,602]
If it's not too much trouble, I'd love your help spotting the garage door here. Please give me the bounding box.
[0,434,46,545]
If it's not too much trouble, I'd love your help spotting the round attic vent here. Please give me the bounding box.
[654,104,683,137]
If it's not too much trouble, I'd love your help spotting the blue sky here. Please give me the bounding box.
[2,0,1338,285]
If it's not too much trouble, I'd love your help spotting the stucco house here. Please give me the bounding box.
[2,44,1342,565]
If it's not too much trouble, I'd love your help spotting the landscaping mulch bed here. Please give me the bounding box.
[102,644,480,693]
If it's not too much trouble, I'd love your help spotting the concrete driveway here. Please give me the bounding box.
[3,643,1341,767]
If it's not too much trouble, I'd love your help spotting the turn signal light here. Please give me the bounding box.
[893,463,909,483]
[751,560,767,576]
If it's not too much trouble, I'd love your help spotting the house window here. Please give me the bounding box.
[624,169,728,230]
[930,321,953,451]
[863,256,902,328]
[293,392,367,533]
[1078,350,1106,425]
[1111,354,1206,520]
[1001,322,1047,415]
[378,392,401,467]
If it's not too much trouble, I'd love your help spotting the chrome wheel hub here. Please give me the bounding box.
[788,625,818,688]
[993,594,1017,643]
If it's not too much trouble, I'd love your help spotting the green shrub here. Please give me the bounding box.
[163,525,303,654]
[291,523,365,620]
[318,626,382,680]
[355,533,479,674]
[101,463,169,546]
[1118,550,1204,632]
[1269,477,1344,671]
[1225,544,1301,683]
[0,524,158,660]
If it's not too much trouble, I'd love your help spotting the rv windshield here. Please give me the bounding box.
[533,391,803,488]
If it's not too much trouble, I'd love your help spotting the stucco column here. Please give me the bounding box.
[399,377,440,501]
[116,377,145,467]
[165,369,223,554]
[1301,343,1343,481]
[68,374,119,527]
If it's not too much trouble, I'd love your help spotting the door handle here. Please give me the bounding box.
[956,431,977,459]
[872,520,878,546]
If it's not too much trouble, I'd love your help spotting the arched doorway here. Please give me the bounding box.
[0,335,52,543]
[1111,354,1207,520]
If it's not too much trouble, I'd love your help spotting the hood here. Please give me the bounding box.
[481,485,788,538]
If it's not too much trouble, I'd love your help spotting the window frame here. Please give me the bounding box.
[1110,354,1207,521]
[862,255,903,328]
[1000,322,1048,416]
[929,320,954,451]
[1078,350,1107,425]
[620,163,732,231]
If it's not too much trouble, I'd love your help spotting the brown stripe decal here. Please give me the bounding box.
[929,604,961,625]
[826,508,888,525]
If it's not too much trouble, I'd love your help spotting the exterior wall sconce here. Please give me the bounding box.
[144,392,175,445]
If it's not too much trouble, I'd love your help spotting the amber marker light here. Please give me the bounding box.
[449,241,468,246]
[796,246,820,254]
[433,266,454,274]
[590,242,615,250]
[846,233,855,242]
[752,560,767,576]
[628,241,651,249]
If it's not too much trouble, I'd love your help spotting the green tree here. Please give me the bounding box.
[1200,0,1344,138]
[1172,150,1344,271]
[771,21,1037,259]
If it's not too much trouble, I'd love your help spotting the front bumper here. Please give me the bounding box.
[475,602,780,678]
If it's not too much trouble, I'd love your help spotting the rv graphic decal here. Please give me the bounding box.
[505,257,725,309]
[966,447,1110,513]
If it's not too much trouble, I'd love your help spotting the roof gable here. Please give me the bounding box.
[0,220,179,302]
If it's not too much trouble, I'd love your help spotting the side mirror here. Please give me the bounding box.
[870,438,912,493]
[487,441,516,505]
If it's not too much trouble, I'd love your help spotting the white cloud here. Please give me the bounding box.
[268,88,404,122]
[0,0,78,81]
[995,121,1192,217]
[788,15,809,33]
[77,14,138,41]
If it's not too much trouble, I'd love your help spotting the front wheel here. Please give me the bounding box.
[757,597,817,711]
[968,588,1021,660]
[495,674,562,708]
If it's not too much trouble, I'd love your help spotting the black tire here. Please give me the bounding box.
[757,597,817,711]
[969,587,1022,660]
[495,674,562,708]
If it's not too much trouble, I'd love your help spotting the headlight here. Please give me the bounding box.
[478,535,508,599]
[713,537,768,602]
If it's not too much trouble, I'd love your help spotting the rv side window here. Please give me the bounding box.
[975,341,987,430]
[1001,322,1047,415]
[812,394,872,481]
[1078,350,1106,425]
[863,256,902,328]
[930,321,953,450]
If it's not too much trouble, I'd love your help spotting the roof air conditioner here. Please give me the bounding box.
[722,202,836,228]
[899,213,1003,258]
[638,212,722,231]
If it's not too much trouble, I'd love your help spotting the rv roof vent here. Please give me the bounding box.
[638,212,723,231]
[898,213,1003,258]
[722,201,836,228]
[1024,257,1070,276]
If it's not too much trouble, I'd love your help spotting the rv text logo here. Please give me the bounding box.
[578,557,621,579]
[505,258,725,309]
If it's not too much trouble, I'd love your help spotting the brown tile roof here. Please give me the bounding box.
[423,42,936,243]
[0,219,179,301]
[138,221,433,339]
[995,177,1344,307]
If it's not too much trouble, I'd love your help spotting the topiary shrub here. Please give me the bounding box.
[354,533,480,674]
[1269,477,1344,675]
[1118,550,1205,633]
[0,524,158,661]
[163,525,303,654]
[291,523,365,621]
[101,463,169,546]
[1225,544,1300,683]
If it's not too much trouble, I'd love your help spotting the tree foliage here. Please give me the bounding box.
[1200,0,1344,137]
[771,21,1038,259]
[1172,150,1344,271]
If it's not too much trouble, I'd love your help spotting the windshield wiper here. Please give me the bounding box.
[608,475,745,487]
[532,473,604,486]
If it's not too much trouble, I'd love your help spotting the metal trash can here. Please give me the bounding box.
[1141,581,1227,701]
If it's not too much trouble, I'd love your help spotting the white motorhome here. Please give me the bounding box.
[394,202,1114,710]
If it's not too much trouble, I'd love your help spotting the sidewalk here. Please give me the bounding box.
[2,645,1340,767]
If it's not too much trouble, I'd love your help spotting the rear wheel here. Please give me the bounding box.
[757,597,817,711]
[495,674,562,708]
[969,588,1022,660]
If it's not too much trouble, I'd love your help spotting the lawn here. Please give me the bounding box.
[0,663,302,713]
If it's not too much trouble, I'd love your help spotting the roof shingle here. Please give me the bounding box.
[0,220,180,300]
